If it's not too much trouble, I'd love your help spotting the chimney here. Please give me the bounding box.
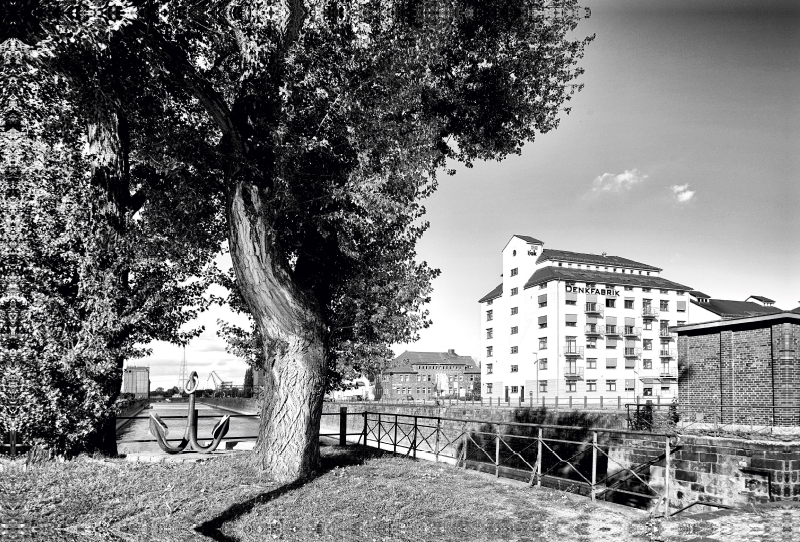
[447,349,455,356]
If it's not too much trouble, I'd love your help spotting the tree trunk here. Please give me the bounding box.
[227,180,327,483]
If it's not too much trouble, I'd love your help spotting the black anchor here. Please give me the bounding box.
[149,371,231,454]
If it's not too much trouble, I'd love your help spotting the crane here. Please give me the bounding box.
[207,371,233,397]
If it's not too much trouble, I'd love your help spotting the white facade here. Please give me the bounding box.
[479,236,692,403]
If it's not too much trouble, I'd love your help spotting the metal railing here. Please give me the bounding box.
[642,307,659,319]
[658,329,675,338]
[584,303,603,316]
[624,347,642,357]
[602,325,623,336]
[624,326,641,338]
[564,345,584,357]
[564,366,584,379]
[360,411,676,515]
[659,349,677,358]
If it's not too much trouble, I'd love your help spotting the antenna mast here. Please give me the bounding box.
[178,346,188,391]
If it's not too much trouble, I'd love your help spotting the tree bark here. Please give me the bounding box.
[227,180,327,483]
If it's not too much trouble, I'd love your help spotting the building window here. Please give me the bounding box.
[539,337,548,350]
[606,380,616,392]
[587,338,597,349]
[540,282,547,289]
[644,321,652,330]
[511,306,518,315]
[643,339,652,351]
[624,299,634,309]
[566,381,576,393]
[587,380,597,392]
[587,358,597,369]
[487,299,493,306]
[511,346,518,354]
[511,386,519,393]
[677,321,686,326]
[626,381,635,392]
[510,326,518,335]
[539,381,547,393]
[511,365,518,373]
[539,358,548,370]
[539,321,547,329]
[643,359,652,369]
[486,363,493,374]
[643,288,651,293]
[660,289,669,294]
[487,310,493,321]
[566,320,576,327]
[486,328,493,339]
[624,286,633,291]
[511,287,518,296]
[487,346,494,357]
[661,387,671,394]
[511,268,518,277]
[539,299,547,308]
[660,300,669,311]
[486,383,493,394]
[606,298,616,308]
[643,388,653,396]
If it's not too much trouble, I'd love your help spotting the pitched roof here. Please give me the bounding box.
[535,249,660,271]
[792,306,800,314]
[523,266,691,291]
[689,290,711,299]
[690,299,782,318]
[673,311,800,333]
[478,283,503,303]
[747,295,775,304]
[390,350,478,369]
[514,235,543,244]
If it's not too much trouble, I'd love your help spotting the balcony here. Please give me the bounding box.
[585,303,604,316]
[624,347,642,358]
[603,325,623,337]
[623,326,641,338]
[659,349,677,359]
[564,345,584,358]
[658,329,675,339]
[564,366,584,380]
[660,368,678,379]
[585,324,601,336]
[642,306,660,319]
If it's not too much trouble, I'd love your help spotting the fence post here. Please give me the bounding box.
[362,411,368,448]
[569,396,573,409]
[393,414,398,455]
[584,396,587,409]
[664,436,671,520]
[10,430,16,458]
[542,396,545,408]
[535,427,542,487]
[377,413,382,450]
[555,396,558,410]
[435,417,441,463]
[495,431,501,478]
[339,406,347,447]
[618,396,621,409]
[462,422,468,470]
[530,392,533,408]
[411,416,418,459]
[600,396,604,409]
[591,431,597,501]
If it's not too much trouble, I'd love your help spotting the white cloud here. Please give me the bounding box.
[670,184,695,203]
[591,169,648,192]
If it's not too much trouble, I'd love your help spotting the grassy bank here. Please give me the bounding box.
[3,445,655,541]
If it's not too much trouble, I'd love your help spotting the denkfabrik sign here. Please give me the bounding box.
[565,285,620,296]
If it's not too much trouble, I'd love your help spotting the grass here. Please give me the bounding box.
[2,444,657,542]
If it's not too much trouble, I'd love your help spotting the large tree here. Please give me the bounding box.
[9,0,592,478]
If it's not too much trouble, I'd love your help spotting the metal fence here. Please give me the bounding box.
[351,395,673,410]
[626,403,800,434]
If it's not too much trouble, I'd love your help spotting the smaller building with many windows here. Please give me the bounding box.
[379,350,480,400]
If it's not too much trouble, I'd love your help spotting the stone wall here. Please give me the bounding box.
[201,397,260,413]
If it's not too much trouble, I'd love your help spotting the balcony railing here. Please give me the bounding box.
[563,345,584,357]
[659,349,677,359]
[602,325,623,336]
[624,326,641,338]
[642,307,659,319]
[658,329,675,339]
[624,347,642,358]
[584,303,604,316]
[564,366,584,380]
[584,324,601,336]
[660,368,678,379]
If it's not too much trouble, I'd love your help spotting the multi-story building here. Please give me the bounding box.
[478,235,692,402]
[121,366,150,399]
[379,350,480,400]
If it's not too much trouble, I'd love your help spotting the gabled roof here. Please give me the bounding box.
[478,283,503,303]
[535,249,661,271]
[690,299,782,318]
[689,290,711,299]
[390,350,478,369]
[747,295,775,304]
[514,234,543,245]
[523,267,691,291]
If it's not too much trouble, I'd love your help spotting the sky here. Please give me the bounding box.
[135,0,800,390]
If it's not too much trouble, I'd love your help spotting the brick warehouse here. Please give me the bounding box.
[673,312,800,426]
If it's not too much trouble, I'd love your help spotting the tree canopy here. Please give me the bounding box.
[1,0,593,476]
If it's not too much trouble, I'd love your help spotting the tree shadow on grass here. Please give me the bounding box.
[194,442,385,542]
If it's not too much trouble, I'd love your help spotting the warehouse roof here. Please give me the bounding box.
[691,299,782,318]
[523,266,691,291]
[535,249,661,271]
